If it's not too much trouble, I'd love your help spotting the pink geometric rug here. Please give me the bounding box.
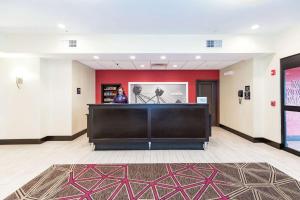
[5,163,300,200]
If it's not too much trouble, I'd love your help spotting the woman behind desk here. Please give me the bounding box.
[113,87,128,104]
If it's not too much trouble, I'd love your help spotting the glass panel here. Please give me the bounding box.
[285,67,300,106]
[285,111,300,152]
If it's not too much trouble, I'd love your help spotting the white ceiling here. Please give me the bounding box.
[77,53,264,70]
[0,0,299,34]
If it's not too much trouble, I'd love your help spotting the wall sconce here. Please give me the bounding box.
[16,77,23,89]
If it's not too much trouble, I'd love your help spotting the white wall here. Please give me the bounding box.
[220,26,300,143]
[72,61,95,134]
[0,57,95,139]
[0,57,41,139]
[40,59,72,137]
[220,59,254,137]
[263,26,300,143]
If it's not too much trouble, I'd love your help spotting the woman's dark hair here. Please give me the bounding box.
[117,86,126,96]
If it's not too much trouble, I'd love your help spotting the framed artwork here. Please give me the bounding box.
[128,82,188,104]
[245,85,250,100]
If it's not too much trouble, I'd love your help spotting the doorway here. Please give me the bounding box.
[281,53,300,156]
[196,81,219,126]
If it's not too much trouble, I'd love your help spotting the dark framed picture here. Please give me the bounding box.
[245,86,250,100]
[77,88,81,94]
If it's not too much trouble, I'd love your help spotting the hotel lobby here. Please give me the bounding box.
[1,0,300,199]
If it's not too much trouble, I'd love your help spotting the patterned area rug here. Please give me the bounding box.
[5,163,300,200]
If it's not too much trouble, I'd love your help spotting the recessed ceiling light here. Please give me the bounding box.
[93,55,99,60]
[251,24,260,30]
[195,55,201,60]
[160,55,167,60]
[129,55,136,60]
[140,64,145,68]
[173,64,178,68]
[57,23,66,29]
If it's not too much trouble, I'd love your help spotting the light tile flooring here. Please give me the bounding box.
[1,127,299,198]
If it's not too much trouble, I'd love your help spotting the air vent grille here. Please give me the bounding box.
[206,40,222,48]
[151,63,168,69]
[69,40,77,47]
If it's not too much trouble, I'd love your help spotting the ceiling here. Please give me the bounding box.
[0,0,299,34]
[77,53,264,70]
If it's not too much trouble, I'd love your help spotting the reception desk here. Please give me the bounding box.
[87,104,210,150]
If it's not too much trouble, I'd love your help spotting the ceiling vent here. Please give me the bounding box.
[68,40,77,48]
[151,63,168,69]
[206,40,222,48]
[224,70,234,76]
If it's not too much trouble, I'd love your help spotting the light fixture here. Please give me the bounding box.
[251,24,260,30]
[160,55,167,60]
[140,64,145,68]
[16,77,23,89]
[57,23,66,29]
[93,55,99,60]
[129,55,136,60]
[173,64,178,68]
[195,55,201,60]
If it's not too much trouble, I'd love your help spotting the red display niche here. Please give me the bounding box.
[96,70,219,103]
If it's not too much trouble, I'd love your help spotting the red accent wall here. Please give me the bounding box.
[96,70,219,103]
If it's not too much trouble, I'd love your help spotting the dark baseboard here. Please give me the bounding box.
[0,129,87,145]
[219,124,282,150]
[219,124,257,143]
[0,139,44,145]
[254,138,283,149]
[44,129,87,141]
[282,147,300,156]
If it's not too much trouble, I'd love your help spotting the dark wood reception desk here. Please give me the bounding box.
[87,104,210,150]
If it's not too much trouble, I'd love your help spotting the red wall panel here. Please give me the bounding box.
[96,70,219,103]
